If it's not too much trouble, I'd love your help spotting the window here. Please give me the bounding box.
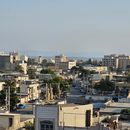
[40,120,53,130]
[86,110,91,127]
[9,118,13,127]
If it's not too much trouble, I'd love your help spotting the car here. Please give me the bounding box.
[28,99,36,103]
[17,104,26,109]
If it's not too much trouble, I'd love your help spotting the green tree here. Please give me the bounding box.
[40,68,55,74]
[94,79,115,92]
[24,121,34,130]
[27,68,36,79]
[43,76,70,97]
[15,65,24,73]
[0,80,19,111]
[127,73,130,82]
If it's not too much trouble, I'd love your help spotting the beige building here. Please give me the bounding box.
[84,66,108,73]
[102,54,130,71]
[59,60,76,71]
[0,113,20,130]
[20,80,40,102]
[35,103,93,130]
[117,55,130,71]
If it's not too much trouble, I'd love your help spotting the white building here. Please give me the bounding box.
[59,60,76,71]
[0,82,5,91]
[35,103,93,130]
[20,55,28,62]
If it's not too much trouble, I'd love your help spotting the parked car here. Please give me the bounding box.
[28,99,36,103]
[17,104,26,109]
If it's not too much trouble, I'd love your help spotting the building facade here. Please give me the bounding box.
[102,54,130,71]
[35,103,93,130]
[55,54,68,69]
[20,80,39,102]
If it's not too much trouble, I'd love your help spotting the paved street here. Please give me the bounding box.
[13,104,33,115]
[67,86,86,104]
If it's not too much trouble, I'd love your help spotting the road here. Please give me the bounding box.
[13,86,85,115]
[13,104,33,115]
[67,86,86,104]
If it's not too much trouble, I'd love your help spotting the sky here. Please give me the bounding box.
[0,0,130,57]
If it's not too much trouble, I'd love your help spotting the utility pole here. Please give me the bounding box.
[19,81,21,104]
[5,89,8,111]
[8,86,10,112]
[5,86,10,112]
[45,83,48,102]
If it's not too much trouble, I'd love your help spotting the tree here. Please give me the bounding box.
[127,73,130,82]
[0,80,19,111]
[24,121,34,130]
[42,76,70,97]
[15,65,24,73]
[41,59,48,66]
[94,79,115,92]
[40,68,55,74]
[27,68,36,79]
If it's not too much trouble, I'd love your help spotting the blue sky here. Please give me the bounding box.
[0,0,130,57]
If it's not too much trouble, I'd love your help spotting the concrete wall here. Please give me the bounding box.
[0,114,20,130]
[63,124,109,130]
[35,105,59,130]
[59,104,93,128]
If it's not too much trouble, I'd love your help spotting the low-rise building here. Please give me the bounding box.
[0,113,20,130]
[59,60,76,71]
[84,66,108,73]
[35,103,93,130]
[37,73,52,81]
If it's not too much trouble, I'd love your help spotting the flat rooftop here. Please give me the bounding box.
[100,107,124,114]
[108,102,130,108]
[0,112,20,116]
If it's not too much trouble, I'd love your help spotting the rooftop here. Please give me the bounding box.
[108,102,130,108]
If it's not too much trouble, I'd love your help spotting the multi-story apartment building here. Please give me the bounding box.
[102,54,130,71]
[0,52,28,73]
[55,54,68,69]
[117,55,130,71]
[0,53,16,71]
[55,54,76,71]
[59,60,76,71]
[102,54,118,69]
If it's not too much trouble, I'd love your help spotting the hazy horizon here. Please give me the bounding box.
[1,0,130,57]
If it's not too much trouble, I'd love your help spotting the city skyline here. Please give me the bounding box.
[0,0,130,57]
